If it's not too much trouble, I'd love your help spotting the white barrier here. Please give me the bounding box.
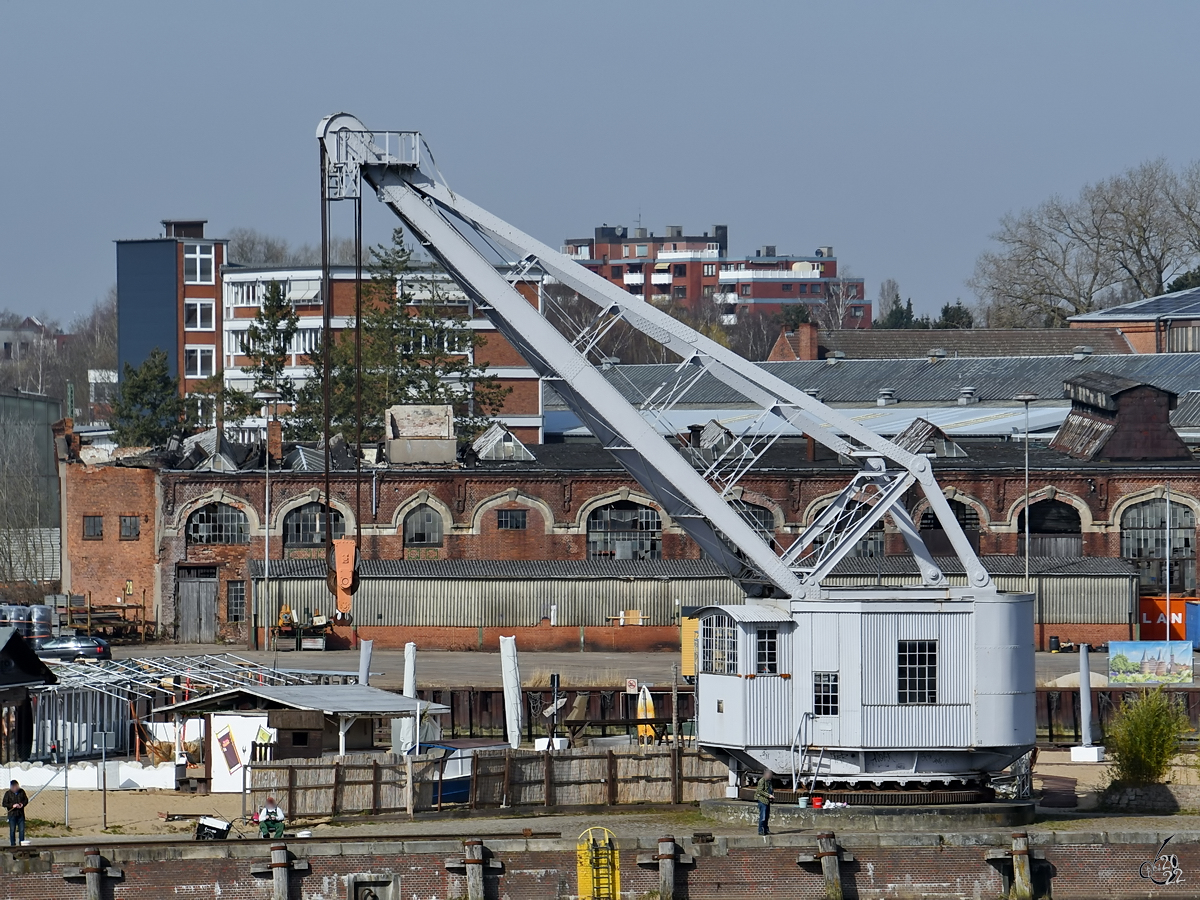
[0,760,175,791]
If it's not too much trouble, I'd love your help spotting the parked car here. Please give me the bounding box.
[35,635,111,662]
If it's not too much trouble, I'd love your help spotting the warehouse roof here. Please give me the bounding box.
[1070,286,1200,322]
[814,328,1133,359]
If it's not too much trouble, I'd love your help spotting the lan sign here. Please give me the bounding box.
[1109,641,1194,685]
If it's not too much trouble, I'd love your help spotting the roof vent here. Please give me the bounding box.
[804,388,823,401]
[877,387,898,407]
[958,386,978,406]
[1073,345,1094,360]
[826,350,846,366]
[928,348,947,362]
[634,227,648,239]
[666,225,683,238]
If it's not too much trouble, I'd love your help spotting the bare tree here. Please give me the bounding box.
[227,227,358,267]
[971,159,1200,326]
[726,311,783,360]
[816,269,860,330]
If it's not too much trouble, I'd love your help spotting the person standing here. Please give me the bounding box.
[3,779,28,846]
[754,770,775,836]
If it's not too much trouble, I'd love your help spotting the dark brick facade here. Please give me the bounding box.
[2,832,1194,899]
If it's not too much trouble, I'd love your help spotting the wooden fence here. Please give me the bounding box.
[248,746,728,818]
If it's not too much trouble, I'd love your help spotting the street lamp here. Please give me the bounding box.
[254,389,282,650]
[1015,393,1039,590]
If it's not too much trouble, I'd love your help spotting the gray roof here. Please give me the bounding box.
[250,555,1134,582]
[829,556,1138,577]
[690,604,793,623]
[251,558,731,580]
[165,683,449,716]
[546,353,1200,407]
[1070,286,1200,322]
[1171,391,1200,428]
[814,328,1132,359]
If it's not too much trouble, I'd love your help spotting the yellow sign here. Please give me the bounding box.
[576,827,619,899]
[125,579,134,596]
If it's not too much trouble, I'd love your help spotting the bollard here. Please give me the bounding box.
[1011,832,1033,900]
[657,836,677,900]
[82,846,102,900]
[816,833,843,900]
[271,843,290,900]
[464,839,485,900]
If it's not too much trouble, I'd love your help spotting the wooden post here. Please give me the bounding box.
[657,836,676,900]
[1011,832,1033,900]
[270,843,290,900]
[286,765,296,819]
[371,760,380,814]
[86,591,92,636]
[332,762,341,816]
[437,757,447,812]
[672,745,683,804]
[607,749,618,806]
[405,754,414,818]
[83,846,102,900]
[501,749,511,808]
[816,833,844,900]
[141,588,147,642]
[464,839,485,900]
[672,663,680,749]
[469,754,479,810]
[543,748,554,807]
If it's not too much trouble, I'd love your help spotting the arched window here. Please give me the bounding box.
[587,500,662,560]
[1121,498,1196,595]
[283,502,345,547]
[186,503,249,545]
[1017,499,1082,557]
[809,501,884,558]
[738,503,776,543]
[404,504,443,547]
[919,498,980,554]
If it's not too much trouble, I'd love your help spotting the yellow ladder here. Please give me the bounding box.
[576,827,620,899]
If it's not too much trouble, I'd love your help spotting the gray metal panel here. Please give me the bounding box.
[938,613,972,706]
[861,613,940,705]
[265,576,744,628]
[810,614,840,671]
[745,676,792,747]
[861,705,972,748]
[116,239,179,377]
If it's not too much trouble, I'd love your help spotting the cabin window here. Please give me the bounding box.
[755,628,778,673]
[813,672,839,716]
[897,640,937,704]
[700,613,737,675]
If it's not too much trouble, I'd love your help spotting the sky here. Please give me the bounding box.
[3,1,1200,325]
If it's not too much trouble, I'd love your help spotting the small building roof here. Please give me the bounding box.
[1069,286,1200,322]
[163,683,449,717]
[0,628,57,691]
[689,604,794,623]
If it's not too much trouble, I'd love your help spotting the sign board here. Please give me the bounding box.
[93,731,116,750]
[1139,597,1187,641]
[1109,641,1194,685]
[625,678,638,695]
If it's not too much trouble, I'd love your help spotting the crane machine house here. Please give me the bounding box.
[316,114,1035,792]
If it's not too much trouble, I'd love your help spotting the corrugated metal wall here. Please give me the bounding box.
[862,705,971,748]
[746,676,792,746]
[256,576,745,627]
[822,573,1136,625]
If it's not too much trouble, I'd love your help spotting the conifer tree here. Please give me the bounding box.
[110,348,192,446]
[291,228,509,442]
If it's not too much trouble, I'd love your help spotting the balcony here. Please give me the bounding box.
[657,248,720,261]
[623,272,645,286]
[651,272,673,286]
[560,246,591,260]
[714,292,739,305]
[718,269,821,284]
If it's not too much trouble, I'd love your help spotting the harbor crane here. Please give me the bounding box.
[317,114,1034,793]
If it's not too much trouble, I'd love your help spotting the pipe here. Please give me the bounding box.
[1079,644,1093,747]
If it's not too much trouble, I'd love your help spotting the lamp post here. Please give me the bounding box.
[254,389,282,651]
[1015,393,1039,590]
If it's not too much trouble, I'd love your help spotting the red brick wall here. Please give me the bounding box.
[1035,622,1132,650]
[317,622,681,651]
[63,462,158,620]
[11,836,1184,899]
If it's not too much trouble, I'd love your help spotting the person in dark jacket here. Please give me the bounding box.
[754,770,775,835]
[2,780,28,846]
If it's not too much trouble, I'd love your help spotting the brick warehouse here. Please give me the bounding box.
[55,387,1198,650]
